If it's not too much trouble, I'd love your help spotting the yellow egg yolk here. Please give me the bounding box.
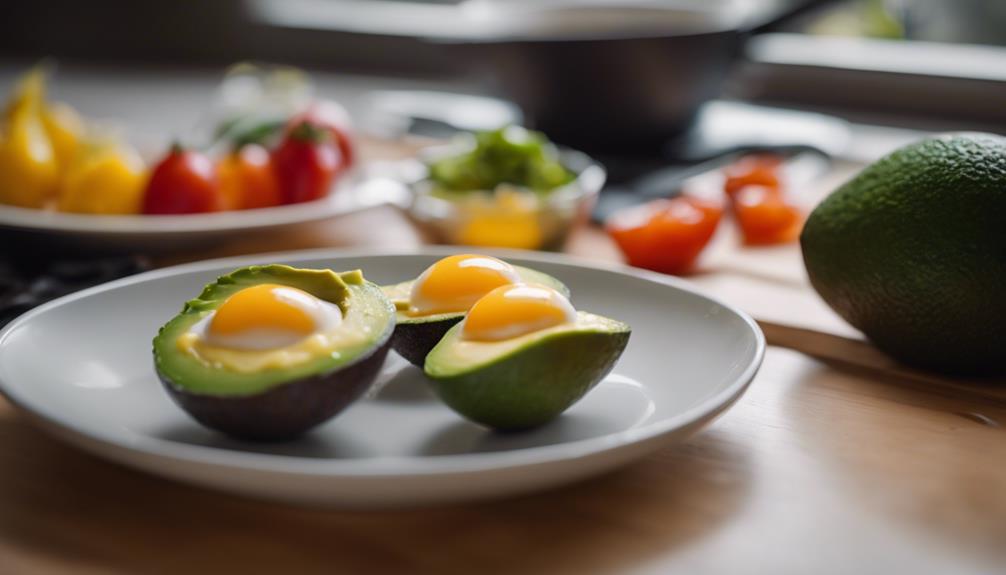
[209,283,317,338]
[409,254,520,315]
[178,283,354,371]
[462,284,576,341]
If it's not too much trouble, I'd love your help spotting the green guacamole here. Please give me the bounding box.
[428,126,575,194]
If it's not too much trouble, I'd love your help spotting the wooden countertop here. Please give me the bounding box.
[1,145,1004,575]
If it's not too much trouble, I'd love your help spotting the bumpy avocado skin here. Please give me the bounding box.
[153,265,396,441]
[384,265,571,367]
[425,321,630,430]
[159,338,391,441]
[391,315,462,367]
[801,133,1006,375]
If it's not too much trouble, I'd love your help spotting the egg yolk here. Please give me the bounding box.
[209,283,318,338]
[409,254,520,315]
[462,284,576,341]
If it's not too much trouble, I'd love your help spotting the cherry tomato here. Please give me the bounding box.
[605,196,723,275]
[723,154,782,199]
[732,185,804,245]
[217,144,282,210]
[286,100,355,168]
[272,121,343,204]
[142,146,222,214]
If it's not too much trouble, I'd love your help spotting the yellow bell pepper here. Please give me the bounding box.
[3,66,45,122]
[0,98,60,208]
[9,68,83,172]
[57,142,147,215]
[1,64,81,173]
[0,65,87,208]
[41,102,82,171]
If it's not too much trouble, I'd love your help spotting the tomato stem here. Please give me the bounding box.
[289,121,330,143]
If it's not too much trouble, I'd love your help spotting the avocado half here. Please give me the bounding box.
[153,265,396,441]
[381,265,570,366]
[424,312,630,430]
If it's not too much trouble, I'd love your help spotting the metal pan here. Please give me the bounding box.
[449,0,833,153]
[249,0,833,153]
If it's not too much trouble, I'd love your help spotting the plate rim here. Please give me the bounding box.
[0,246,765,478]
[0,176,368,236]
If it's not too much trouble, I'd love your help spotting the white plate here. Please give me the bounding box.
[0,176,379,253]
[0,248,764,507]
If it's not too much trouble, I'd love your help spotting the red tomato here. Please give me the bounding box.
[605,196,723,275]
[723,154,782,199]
[217,144,282,210]
[272,121,343,204]
[732,185,804,245]
[142,146,222,214]
[286,100,355,168]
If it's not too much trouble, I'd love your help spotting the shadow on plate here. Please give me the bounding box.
[154,406,646,459]
[366,358,439,404]
[153,365,656,458]
[416,413,638,456]
[154,424,374,459]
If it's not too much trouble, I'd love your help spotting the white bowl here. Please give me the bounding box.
[408,148,605,251]
[0,174,376,254]
[0,247,763,507]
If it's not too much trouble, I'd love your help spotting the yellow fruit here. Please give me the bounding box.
[40,102,82,171]
[0,102,60,208]
[58,143,146,215]
[3,66,45,122]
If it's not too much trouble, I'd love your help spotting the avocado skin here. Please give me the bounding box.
[391,315,462,366]
[426,329,630,430]
[801,133,1006,375]
[158,337,392,441]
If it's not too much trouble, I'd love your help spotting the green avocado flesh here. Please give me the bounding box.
[424,312,630,430]
[381,265,570,366]
[801,133,1006,375]
[153,265,395,397]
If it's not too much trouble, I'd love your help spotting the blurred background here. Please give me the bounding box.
[3,0,1004,146]
[0,0,1004,274]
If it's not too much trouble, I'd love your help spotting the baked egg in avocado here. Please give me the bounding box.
[153,264,395,441]
[424,283,629,430]
[381,254,569,366]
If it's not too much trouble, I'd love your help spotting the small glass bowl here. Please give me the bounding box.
[407,148,606,251]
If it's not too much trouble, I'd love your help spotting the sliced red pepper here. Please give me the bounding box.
[723,154,783,199]
[605,196,723,275]
[732,185,804,245]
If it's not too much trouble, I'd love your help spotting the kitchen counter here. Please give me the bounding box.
[0,64,1003,574]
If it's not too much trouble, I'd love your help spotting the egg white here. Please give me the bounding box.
[188,288,343,351]
[409,256,521,315]
[461,284,576,342]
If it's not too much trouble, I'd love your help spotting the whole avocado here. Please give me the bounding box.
[801,133,1006,375]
